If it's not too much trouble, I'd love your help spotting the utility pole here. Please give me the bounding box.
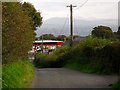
[41,34,43,54]
[67,4,77,46]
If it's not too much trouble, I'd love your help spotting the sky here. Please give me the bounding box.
[21,0,119,21]
[20,0,119,36]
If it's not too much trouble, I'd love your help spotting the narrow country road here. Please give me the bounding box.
[31,68,118,88]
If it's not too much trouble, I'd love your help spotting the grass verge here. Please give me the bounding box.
[2,60,34,88]
[64,62,112,74]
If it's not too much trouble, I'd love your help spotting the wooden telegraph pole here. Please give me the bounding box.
[67,4,77,46]
[41,34,43,54]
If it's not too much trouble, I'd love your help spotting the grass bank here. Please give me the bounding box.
[2,60,34,88]
[64,62,105,74]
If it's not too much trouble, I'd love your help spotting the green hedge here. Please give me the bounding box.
[63,37,120,74]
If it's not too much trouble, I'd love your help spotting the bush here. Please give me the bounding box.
[34,46,70,68]
[2,60,34,88]
[34,53,58,68]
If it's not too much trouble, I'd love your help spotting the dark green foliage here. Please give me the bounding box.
[39,34,56,40]
[35,53,58,68]
[99,42,120,73]
[63,37,120,74]
[2,2,42,64]
[92,26,114,39]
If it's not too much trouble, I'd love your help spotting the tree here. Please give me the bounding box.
[92,26,114,39]
[2,2,42,64]
[40,34,56,40]
[22,2,42,30]
[57,35,67,41]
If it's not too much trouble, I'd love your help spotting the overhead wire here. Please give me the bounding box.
[42,0,88,36]
[73,0,89,36]
[58,13,69,35]
[75,0,89,10]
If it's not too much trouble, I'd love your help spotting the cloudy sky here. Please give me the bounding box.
[21,0,119,21]
[20,0,119,36]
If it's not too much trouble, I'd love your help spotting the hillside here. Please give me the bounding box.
[35,17,118,37]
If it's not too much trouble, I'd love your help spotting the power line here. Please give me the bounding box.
[73,0,89,37]
[58,13,69,35]
[75,0,88,10]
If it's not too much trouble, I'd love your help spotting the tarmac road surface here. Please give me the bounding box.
[31,68,118,88]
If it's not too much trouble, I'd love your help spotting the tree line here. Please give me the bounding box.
[36,34,84,42]
[92,25,120,40]
[36,25,120,41]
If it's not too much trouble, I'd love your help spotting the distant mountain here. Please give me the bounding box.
[35,17,118,37]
